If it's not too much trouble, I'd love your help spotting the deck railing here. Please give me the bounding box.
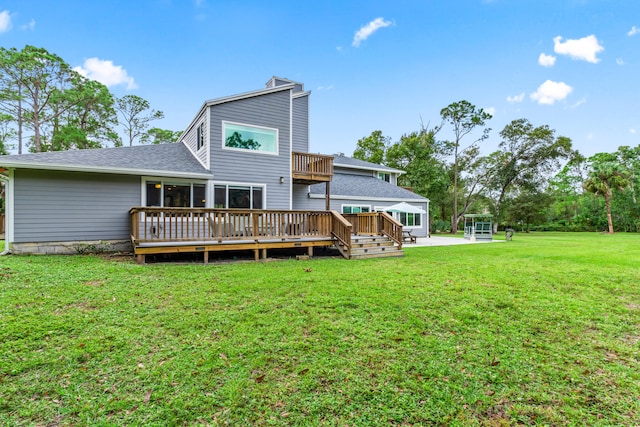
[378,212,403,247]
[292,152,333,182]
[129,207,337,244]
[331,211,352,257]
[129,208,401,261]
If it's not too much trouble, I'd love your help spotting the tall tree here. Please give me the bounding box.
[485,119,572,229]
[353,130,390,164]
[440,100,492,233]
[385,125,449,206]
[43,77,119,151]
[0,113,15,155]
[548,152,588,226]
[140,127,182,144]
[583,156,629,234]
[0,45,83,153]
[115,95,164,146]
[504,190,554,232]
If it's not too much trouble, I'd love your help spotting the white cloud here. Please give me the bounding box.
[316,85,334,91]
[352,17,392,47]
[73,58,137,90]
[20,19,35,31]
[553,35,604,63]
[616,58,625,65]
[631,128,637,134]
[538,53,556,67]
[530,80,573,105]
[0,10,12,33]
[571,97,587,108]
[628,26,639,36]
[485,107,496,116]
[506,92,525,103]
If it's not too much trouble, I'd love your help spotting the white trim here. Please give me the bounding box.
[0,169,13,250]
[289,91,293,209]
[180,84,296,139]
[221,121,279,156]
[212,181,267,209]
[309,193,430,203]
[292,91,311,99]
[0,161,213,180]
[334,162,404,175]
[341,204,372,214]
[180,112,210,170]
[141,176,209,208]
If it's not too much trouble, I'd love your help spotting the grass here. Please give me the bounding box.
[1,232,639,426]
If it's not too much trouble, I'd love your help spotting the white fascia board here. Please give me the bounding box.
[309,193,429,203]
[0,162,213,180]
[334,163,404,175]
[292,91,311,99]
[180,84,296,141]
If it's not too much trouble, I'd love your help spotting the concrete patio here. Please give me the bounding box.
[406,235,503,247]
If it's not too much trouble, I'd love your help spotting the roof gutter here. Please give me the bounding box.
[0,161,214,180]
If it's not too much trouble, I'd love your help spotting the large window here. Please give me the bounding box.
[342,205,371,214]
[145,181,206,207]
[214,184,264,209]
[398,212,422,228]
[222,122,278,154]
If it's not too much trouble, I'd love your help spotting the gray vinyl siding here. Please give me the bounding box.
[181,112,209,168]
[292,184,323,210]
[292,95,309,152]
[209,89,292,209]
[333,167,375,177]
[292,188,429,237]
[13,170,139,243]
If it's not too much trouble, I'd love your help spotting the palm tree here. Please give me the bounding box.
[583,161,629,233]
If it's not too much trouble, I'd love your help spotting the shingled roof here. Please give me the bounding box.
[332,154,403,174]
[310,174,428,201]
[0,143,212,178]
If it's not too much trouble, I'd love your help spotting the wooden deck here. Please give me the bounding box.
[129,208,403,263]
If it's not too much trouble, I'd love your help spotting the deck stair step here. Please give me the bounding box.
[336,235,404,260]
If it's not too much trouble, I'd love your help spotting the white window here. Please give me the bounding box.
[222,121,278,154]
[397,212,422,228]
[196,122,205,151]
[377,172,391,182]
[342,205,371,214]
[145,180,206,208]
[214,184,264,209]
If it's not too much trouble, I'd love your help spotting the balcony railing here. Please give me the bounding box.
[292,152,333,184]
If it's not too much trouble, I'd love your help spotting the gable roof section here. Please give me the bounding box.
[332,155,403,174]
[181,83,296,138]
[0,143,213,179]
[309,174,428,202]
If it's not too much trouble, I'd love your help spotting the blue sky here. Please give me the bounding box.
[1,0,639,158]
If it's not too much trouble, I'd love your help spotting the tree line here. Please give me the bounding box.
[0,45,180,155]
[353,101,638,234]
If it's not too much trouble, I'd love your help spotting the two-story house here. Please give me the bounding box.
[0,77,429,260]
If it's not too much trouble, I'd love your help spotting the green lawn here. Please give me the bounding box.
[1,233,639,426]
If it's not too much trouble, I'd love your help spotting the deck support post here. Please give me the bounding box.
[308,247,313,257]
[204,251,209,264]
[325,182,330,210]
[253,248,259,261]
[136,254,145,264]
[262,248,267,259]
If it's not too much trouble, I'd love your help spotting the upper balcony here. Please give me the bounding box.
[292,152,334,185]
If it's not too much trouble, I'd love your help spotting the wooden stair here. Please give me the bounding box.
[336,235,404,260]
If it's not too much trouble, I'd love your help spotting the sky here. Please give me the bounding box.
[1,0,639,158]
